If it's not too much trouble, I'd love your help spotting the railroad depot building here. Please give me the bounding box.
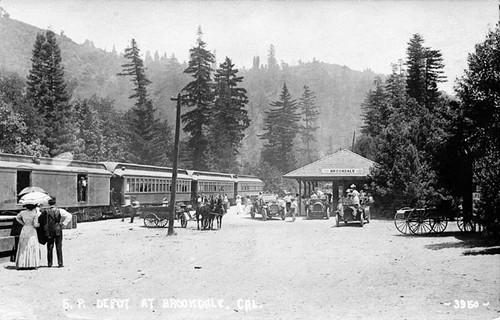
[284,149,376,216]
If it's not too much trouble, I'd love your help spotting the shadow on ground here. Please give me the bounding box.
[421,232,500,255]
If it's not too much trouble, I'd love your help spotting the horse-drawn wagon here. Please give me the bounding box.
[394,199,473,234]
[140,205,194,228]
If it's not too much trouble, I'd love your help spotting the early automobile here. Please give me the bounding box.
[306,197,330,219]
[250,195,285,220]
[335,198,371,227]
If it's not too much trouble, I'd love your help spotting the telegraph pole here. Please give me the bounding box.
[167,93,182,236]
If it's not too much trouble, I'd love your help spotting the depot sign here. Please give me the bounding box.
[321,168,364,174]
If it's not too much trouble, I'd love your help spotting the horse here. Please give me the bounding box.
[213,201,226,229]
[196,203,212,230]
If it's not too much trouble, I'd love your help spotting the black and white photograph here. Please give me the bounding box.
[0,0,499,319]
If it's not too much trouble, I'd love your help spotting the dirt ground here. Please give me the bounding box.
[1,207,499,320]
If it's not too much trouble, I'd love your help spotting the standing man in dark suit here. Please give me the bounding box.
[38,197,72,268]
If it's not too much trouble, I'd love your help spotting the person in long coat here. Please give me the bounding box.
[15,203,41,270]
[38,197,72,268]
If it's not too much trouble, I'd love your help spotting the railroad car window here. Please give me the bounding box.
[77,174,88,202]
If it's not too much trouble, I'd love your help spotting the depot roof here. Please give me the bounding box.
[283,149,376,181]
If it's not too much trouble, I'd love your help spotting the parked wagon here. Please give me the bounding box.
[140,205,194,228]
[394,199,473,234]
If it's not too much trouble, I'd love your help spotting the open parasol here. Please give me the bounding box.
[18,191,52,206]
[18,186,49,197]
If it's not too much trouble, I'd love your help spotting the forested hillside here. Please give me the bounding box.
[0,16,379,167]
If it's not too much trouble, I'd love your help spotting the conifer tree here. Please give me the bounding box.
[405,34,445,108]
[210,57,250,172]
[181,27,215,170]
[267,44,279,71]
[118,38,159,164]
[26,30,81,157]
[298,85,319,164]
[260,83,300,173]
[452,26,500,236]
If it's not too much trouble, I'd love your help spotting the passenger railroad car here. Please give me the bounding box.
[187,170,236,204]
[101,162,192,207]
[0,153,111,216]
[234,175,265,199]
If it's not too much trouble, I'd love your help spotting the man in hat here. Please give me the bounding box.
[39,197,72,268]
[348,185,361,217]
[129,200,140,223]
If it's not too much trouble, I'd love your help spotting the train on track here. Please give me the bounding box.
[0,153,264,223]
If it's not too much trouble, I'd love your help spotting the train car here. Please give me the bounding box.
[0,153,111,216]
[101,162,192,207]
[187,170,236,204]
[234,174,265,200]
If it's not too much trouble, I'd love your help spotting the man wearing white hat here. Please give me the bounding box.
[349,184,361,216]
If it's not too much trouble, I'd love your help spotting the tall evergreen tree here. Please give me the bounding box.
[356,77,390,160]
[363,38,450,211]
[452,26,500,236]
[118,38,159,164]
[267,44,278,69]
[260,83,300,173]
[26,30,81,157]
[298,85,319,164]
[209,57,250,173]
[406,34,445,108]
[181,27,215,170]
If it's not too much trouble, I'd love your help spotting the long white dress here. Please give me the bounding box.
[15,209,41,269]
[236,198,242,214]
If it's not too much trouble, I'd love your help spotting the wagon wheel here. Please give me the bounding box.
[180,215,188,228]
[143,213,158,228]
[262,208,267,221]
[394,208,412,234]
[156,219,168,228]
[457,217,474,232]
[365,207,371,223]
[430,216,448,233]
[408,210,433,234]
[359,211,364,227]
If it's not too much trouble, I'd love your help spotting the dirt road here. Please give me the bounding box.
[1,208,499,320]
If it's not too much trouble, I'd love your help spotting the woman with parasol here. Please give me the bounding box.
[14,189,51,270]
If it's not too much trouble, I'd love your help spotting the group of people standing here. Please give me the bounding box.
[14,197,72,270]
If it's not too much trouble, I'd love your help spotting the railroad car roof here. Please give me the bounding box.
[0,153,111,175]
[186,170,235,182]
[234,175,263,183]
[101,162,191,180]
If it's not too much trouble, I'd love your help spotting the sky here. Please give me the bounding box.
[2,0,499,94]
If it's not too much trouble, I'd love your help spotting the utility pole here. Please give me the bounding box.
[167,93,182,236]
[351,131,356,151]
